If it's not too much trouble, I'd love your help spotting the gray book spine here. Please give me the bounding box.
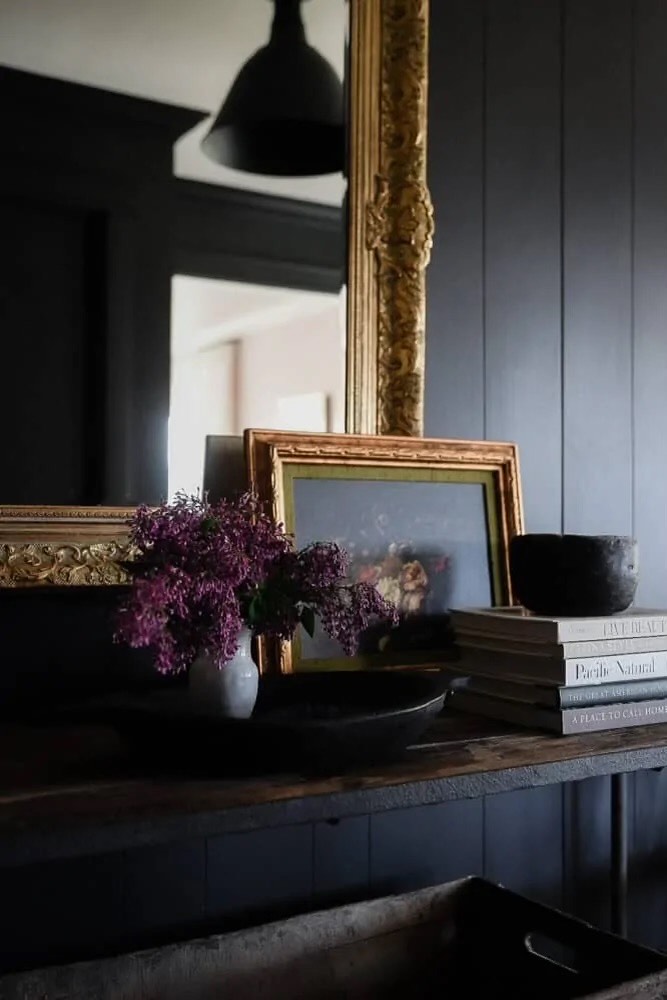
[457,675,667,708]
[451,689,667,735]
[559,678,667,707]
[563,698,667,733]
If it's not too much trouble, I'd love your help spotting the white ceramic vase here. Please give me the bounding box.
[188,628,259,719]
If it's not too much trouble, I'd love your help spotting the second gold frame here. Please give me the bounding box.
[246,431,523,674]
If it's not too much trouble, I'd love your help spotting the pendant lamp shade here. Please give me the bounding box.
[201,0,344,177]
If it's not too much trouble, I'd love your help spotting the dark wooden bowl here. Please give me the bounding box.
[509,533,639,617]
[88,671,449,775]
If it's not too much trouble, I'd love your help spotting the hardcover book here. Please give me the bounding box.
[456,631,667,661]
[450,606,667,644]
[459,647,667,687]
[451,688,667,735]
[450,673,667,710]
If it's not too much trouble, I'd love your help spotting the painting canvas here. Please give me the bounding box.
[245,432,524,673]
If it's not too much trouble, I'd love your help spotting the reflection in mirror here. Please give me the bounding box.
[0,0,347,505]
[169,275,345,497]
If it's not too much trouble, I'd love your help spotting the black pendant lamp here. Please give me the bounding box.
[201,0,344,177]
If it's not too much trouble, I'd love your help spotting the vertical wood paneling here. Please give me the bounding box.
[0,202,88,505]
[632,0,667,609]
[313,816,369,904]
[562,0,633,536]
[629,0,667,949]
[369,800,483,896]
[632,769,667,949]
[561,0,634,932]
[482,0,565,894]
[206,825,313,927]
[484,787,564,908]
[424,0,485,439]
[563,777,612,929]
[123,840,206,944]
[484,0,563,532]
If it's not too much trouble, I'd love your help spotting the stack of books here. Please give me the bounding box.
[448,606,667,734]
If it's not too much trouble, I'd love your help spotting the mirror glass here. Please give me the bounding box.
[169,276,346,497]
[0,0,347,503]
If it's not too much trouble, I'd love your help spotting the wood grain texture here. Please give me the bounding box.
[4,716,667,866]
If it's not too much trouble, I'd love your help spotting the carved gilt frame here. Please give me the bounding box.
[346,0,432,436]
[0,508,134,587]
[246,430,524,674]
[0,0,433,587]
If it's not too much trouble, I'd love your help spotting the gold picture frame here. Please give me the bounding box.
[0,507,134,588]
[347,0,432,437]
[246,430,524,674]
[0,0,433,586]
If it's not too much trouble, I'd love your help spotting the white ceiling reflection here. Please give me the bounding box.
[0,0,346,204]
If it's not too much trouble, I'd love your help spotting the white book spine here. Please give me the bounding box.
[458,633,667,659]
[559,615,667,642]
[563,650,667,686]
[561,636,667,658]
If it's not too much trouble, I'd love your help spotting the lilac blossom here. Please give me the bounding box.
[116,492,397,674]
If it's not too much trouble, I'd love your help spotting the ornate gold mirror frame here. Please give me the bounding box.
[0,0,432,587]
[347,0,432,437]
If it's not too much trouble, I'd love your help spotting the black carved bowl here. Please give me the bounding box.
[509,533,639,617]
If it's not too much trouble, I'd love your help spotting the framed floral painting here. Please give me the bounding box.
[245,431,524,673]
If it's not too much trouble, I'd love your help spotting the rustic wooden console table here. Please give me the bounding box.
[0,712,663,937]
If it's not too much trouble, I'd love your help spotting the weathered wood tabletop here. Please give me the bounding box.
[3,712,667,865]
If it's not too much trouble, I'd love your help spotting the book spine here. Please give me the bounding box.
[558,615,667,643]
[450,610,667,643]
[563,650,667,686]
[458,633,667,659]
[562,698,667,734]
[559,678,667,707]
[562,636,667,658]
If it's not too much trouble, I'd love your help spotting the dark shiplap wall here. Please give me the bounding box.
[5,1,667,971]
[426,0,667,944]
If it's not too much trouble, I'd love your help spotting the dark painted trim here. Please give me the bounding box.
[171,179,344,293]
[0,64,206,138]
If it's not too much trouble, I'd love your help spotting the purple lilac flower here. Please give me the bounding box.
[116,491,397,674]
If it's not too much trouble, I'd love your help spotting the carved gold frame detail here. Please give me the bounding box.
[246,430,524,674]
[1,0,433,587]
[347,0,432,436]
[0,508,134,587]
